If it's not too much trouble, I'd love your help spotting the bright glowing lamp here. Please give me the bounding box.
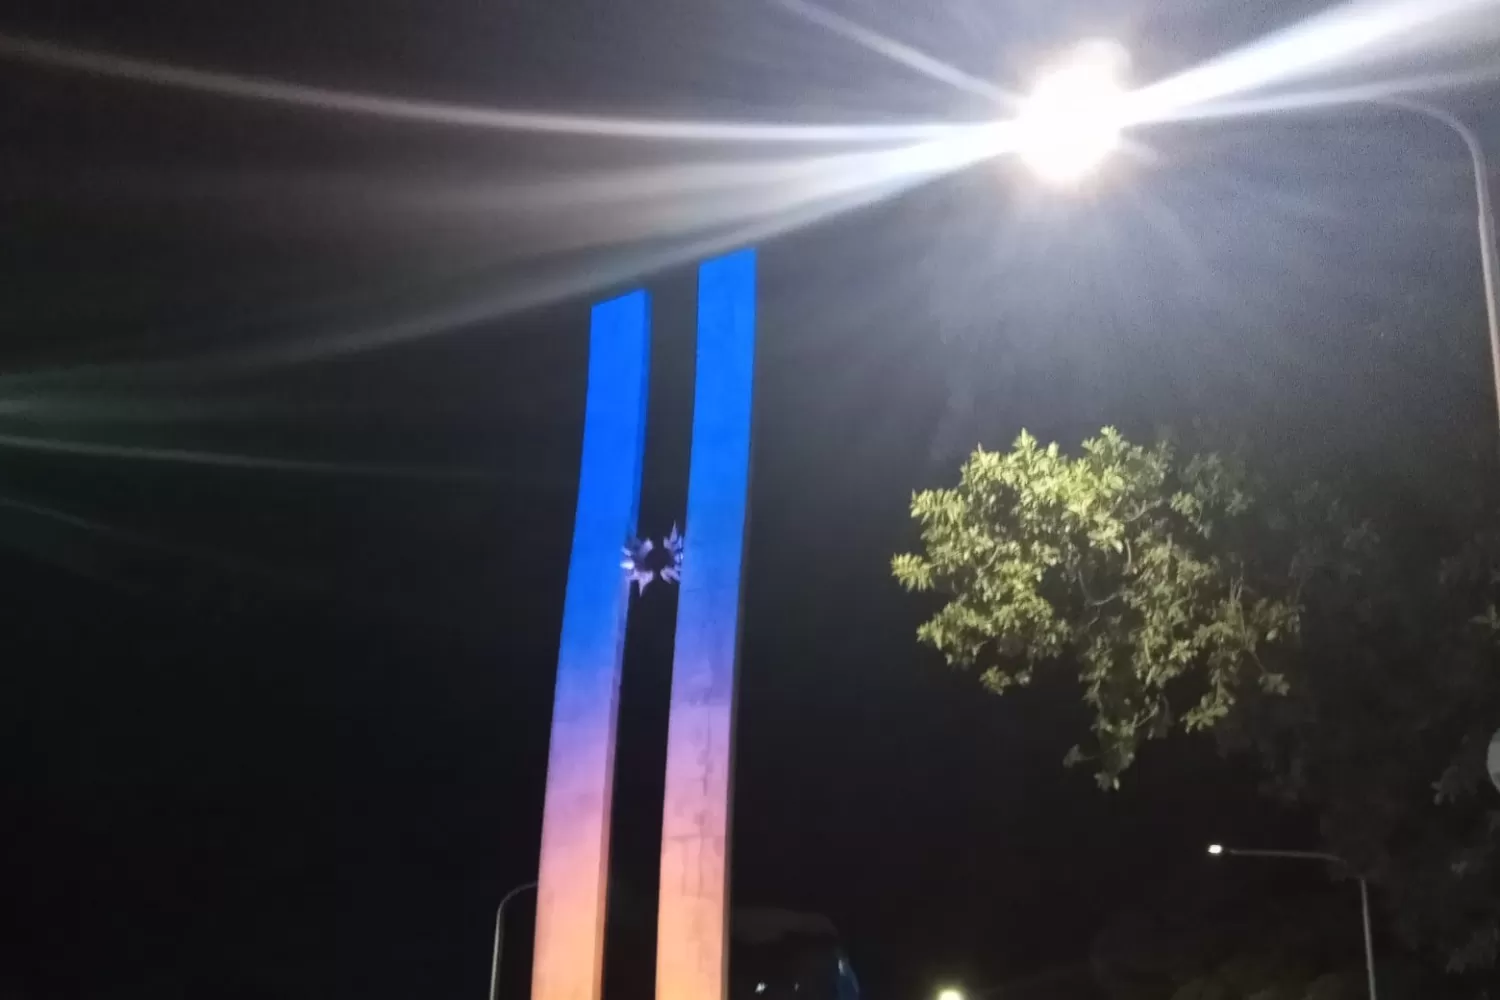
[937,988,966,1000]
[1013,40,1129,184]
[1207,843,1225,856]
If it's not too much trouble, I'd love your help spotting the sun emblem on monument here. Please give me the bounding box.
[659,523,684,585]
[621,523,685,592]
[621,536,656,592]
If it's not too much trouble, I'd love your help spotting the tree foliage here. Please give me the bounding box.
[892,428,1313,786]
[894,428,1500,977]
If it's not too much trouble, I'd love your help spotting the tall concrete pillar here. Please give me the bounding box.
[531,290,651,1000]
[656,249,757,1000]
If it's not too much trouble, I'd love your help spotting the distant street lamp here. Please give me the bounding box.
[1207,845,1377,1000]
[491,880,538,1000]
[1010,44,1500,436]
[935,983,1011,1000]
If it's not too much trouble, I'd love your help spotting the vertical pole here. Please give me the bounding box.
[492,908,505,1000]
[493,882,537,1000]
[1359,878,1378,1000]
[532,291,652,1000]
[1471,141,1500,436]
[656,249,758,1000]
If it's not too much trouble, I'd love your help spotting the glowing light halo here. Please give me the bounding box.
[0,0,1492,391]
[1012,40,1130,184]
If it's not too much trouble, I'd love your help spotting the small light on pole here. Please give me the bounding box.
[936,987,966,1000]
[1207,843,1224,856]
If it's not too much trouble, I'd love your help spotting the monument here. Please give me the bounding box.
[530,249,757,1000]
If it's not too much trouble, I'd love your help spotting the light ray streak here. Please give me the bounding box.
[1125,0,1500,125]
[0,127,1007,384]
[0,493,204,573]
[0,394,353,423]
[0,492,331,597]
[0,493,144,593]
[0,494,119,535]
[166,130,1003,369]
[514,131,1011,240]
[1131,67,1500,124]
[422,145,989,212]
[772,0,1016,106]
[397,140,1000,229]
[0,33,968,144]
[0,431,491,479]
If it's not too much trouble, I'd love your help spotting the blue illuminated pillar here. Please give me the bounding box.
[656,249,757,1000]
[532,291,651,1000]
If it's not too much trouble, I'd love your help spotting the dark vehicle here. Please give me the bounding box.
[552,885,860,1000]
[730,909,860,1000]
[586,892,860,1000]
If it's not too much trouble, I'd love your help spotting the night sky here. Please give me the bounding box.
[3,2,1497,998]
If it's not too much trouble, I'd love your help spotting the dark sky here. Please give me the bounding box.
[3,2,1497,999]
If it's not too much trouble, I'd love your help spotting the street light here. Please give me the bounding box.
[1013,40,1130,185]
[935,987,966,1000]
[490,880,538,1000]
[1008,44,1500,435]
[1207,845,1377,1000]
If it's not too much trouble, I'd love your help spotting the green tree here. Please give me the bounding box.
[893,429,1500,978]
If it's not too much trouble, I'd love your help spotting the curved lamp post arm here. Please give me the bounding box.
[491,881,539,1000]
[1383,96,1491,173]
[1217,847,1345,865]
[1380,96,1500,434]
[1209,847,1376,998]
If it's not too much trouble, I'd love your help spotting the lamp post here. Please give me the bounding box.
[1380,95,1500,433]
[490,880,537,1000]
[1013,46,1500,436]
[1207,845,1377,1000]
